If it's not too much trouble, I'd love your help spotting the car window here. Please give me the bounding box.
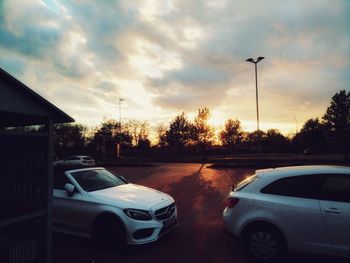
[64,157,79,161]
[54,171,71,190]
[319,174,350,203]
[83,157,92,161]
[260,175,321,199]
[70,169,126,192]
[234,174,257,191]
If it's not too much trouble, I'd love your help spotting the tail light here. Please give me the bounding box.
[226,197,239,208]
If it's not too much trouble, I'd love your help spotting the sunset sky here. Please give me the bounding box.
[0,0,349,135]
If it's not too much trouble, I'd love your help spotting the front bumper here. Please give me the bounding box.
[125,206,178,245]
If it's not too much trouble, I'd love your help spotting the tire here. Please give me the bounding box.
[243,225,287,262]
[93,215,126,252]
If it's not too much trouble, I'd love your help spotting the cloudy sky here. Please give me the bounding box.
[1,0,349,134]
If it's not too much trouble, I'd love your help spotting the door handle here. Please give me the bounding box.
[324,208,341,214]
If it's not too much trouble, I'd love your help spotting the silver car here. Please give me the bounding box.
[53,167,177,247]
[54,155,95,167]
[223,165,350,261]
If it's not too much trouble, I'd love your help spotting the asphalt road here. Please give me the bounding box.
[53,163,348,263]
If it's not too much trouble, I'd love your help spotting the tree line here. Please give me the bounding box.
[49,90,350,160]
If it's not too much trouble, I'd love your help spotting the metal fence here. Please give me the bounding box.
[0,133,48,263]
[0,217,45,263]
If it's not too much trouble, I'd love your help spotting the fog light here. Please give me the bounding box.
[133,228,154,239]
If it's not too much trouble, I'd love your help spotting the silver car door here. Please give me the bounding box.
[319,174,350,256]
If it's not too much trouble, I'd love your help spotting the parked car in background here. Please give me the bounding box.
[223,165,350,261]
[54,155,95,167]
[53,167,177,247]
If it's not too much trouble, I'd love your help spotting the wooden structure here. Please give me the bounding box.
[0,68,74,263]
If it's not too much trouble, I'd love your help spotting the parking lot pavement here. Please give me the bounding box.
[53,163,348,263]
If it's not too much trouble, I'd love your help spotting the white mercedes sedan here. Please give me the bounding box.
[53,167,177,247]
[223,165,350,261]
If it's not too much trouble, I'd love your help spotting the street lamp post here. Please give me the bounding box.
[119,98,124,128]
[117,98,124,158]
[246,57,265,160]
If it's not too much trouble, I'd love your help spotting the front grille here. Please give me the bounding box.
[155,203,176,220]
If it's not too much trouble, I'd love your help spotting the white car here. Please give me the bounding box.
[53,167,177,247]
[54,155,95,167]
[223,165,350,261]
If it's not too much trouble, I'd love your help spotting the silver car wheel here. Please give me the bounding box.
[249,231,278,261]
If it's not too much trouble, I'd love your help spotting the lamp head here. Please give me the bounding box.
[246,58,255,63]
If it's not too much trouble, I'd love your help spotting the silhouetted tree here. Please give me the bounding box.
[220,119,243,153]
[323,90,350,159]
[265,129,290,152]
[138,138,151,150]
[165,112,192,152]
[156,124,168,148]
[92,120,116,157]
[298,118,328,153]
[192,108,215,156]
[245,130,267,144]
[90,120,132,157]
[54,123,87,158]
[244,130,267,152]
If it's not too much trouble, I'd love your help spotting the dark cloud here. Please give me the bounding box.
[0,25,60,58]
[59,0,135,69]
[0,1,62,58]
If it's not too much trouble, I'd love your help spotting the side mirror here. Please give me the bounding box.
[120,175,126,181]
[64,183,75,197]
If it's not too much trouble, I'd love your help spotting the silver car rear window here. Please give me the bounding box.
[234,174,257,191]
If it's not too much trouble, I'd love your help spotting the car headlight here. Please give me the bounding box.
[123,208,152,221]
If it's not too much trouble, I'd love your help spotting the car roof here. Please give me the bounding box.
[256,165,350,178]
[66,155,92,158]
[64,167,104,173]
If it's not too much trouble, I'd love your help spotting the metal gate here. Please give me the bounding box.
[0,133,48,263]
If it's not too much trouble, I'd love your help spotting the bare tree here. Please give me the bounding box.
[124,120,150,147]
[156,124,168,148]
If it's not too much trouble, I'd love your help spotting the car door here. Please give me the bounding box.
[53,171,86,235]
[61,156,78,165]
[260,175,331,254]
[318,174,350,256]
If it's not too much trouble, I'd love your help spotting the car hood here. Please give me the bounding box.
[87,183,173,209]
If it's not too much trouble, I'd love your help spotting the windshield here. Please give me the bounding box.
[70,169,126,192]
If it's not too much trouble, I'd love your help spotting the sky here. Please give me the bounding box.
[0,0,349,135]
